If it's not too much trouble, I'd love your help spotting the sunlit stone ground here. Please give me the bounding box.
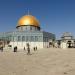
[0,48,75,75]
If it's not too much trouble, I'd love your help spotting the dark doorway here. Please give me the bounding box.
[67,41,72,48]
[74,41,75,48]
[49,42,52,47]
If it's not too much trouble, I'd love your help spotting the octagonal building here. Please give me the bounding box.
[0,14,55,49]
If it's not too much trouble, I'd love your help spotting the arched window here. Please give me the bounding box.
[30,26,32,30]
[18,36,21,41]
[35,36,38,41]
[26,36,28,42]
[22,36,25,41]
[31,36,34,41]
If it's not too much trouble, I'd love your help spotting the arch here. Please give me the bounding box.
[67,40,72,48]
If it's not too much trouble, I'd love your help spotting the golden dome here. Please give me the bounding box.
[17,15,40,27]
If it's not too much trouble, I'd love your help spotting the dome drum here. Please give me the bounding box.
[16,24,40,28]
[16,25,40,31]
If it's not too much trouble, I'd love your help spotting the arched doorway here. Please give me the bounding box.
[67,41,72,48]
[73,41,75,48]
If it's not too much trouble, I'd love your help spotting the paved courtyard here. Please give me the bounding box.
[0,48,75,75]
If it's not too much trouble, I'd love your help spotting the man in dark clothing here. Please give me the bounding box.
[33,47,35,51]
[0,46,3,52]
[35,46,37,50]
[14,46,17,52]
[24,47,25,50]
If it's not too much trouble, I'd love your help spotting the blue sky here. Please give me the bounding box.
[0,0,75,39]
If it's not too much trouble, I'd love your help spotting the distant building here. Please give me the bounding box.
[0,14,55,49]
[60,32,75,48]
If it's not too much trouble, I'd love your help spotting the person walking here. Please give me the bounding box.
[24,47,25,50]
[35,46,37,50]
[33,47,35,51]
[14,46,17,52]
[26,43,30,55]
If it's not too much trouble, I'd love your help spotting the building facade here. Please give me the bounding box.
[0,15,55,49]
[60,32,75,48]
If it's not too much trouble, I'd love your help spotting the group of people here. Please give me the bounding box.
[13,43,37,55]
[33,46,37,51]
[23,46,37,55]
[49,42,60,48]
[0,43,38,54]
